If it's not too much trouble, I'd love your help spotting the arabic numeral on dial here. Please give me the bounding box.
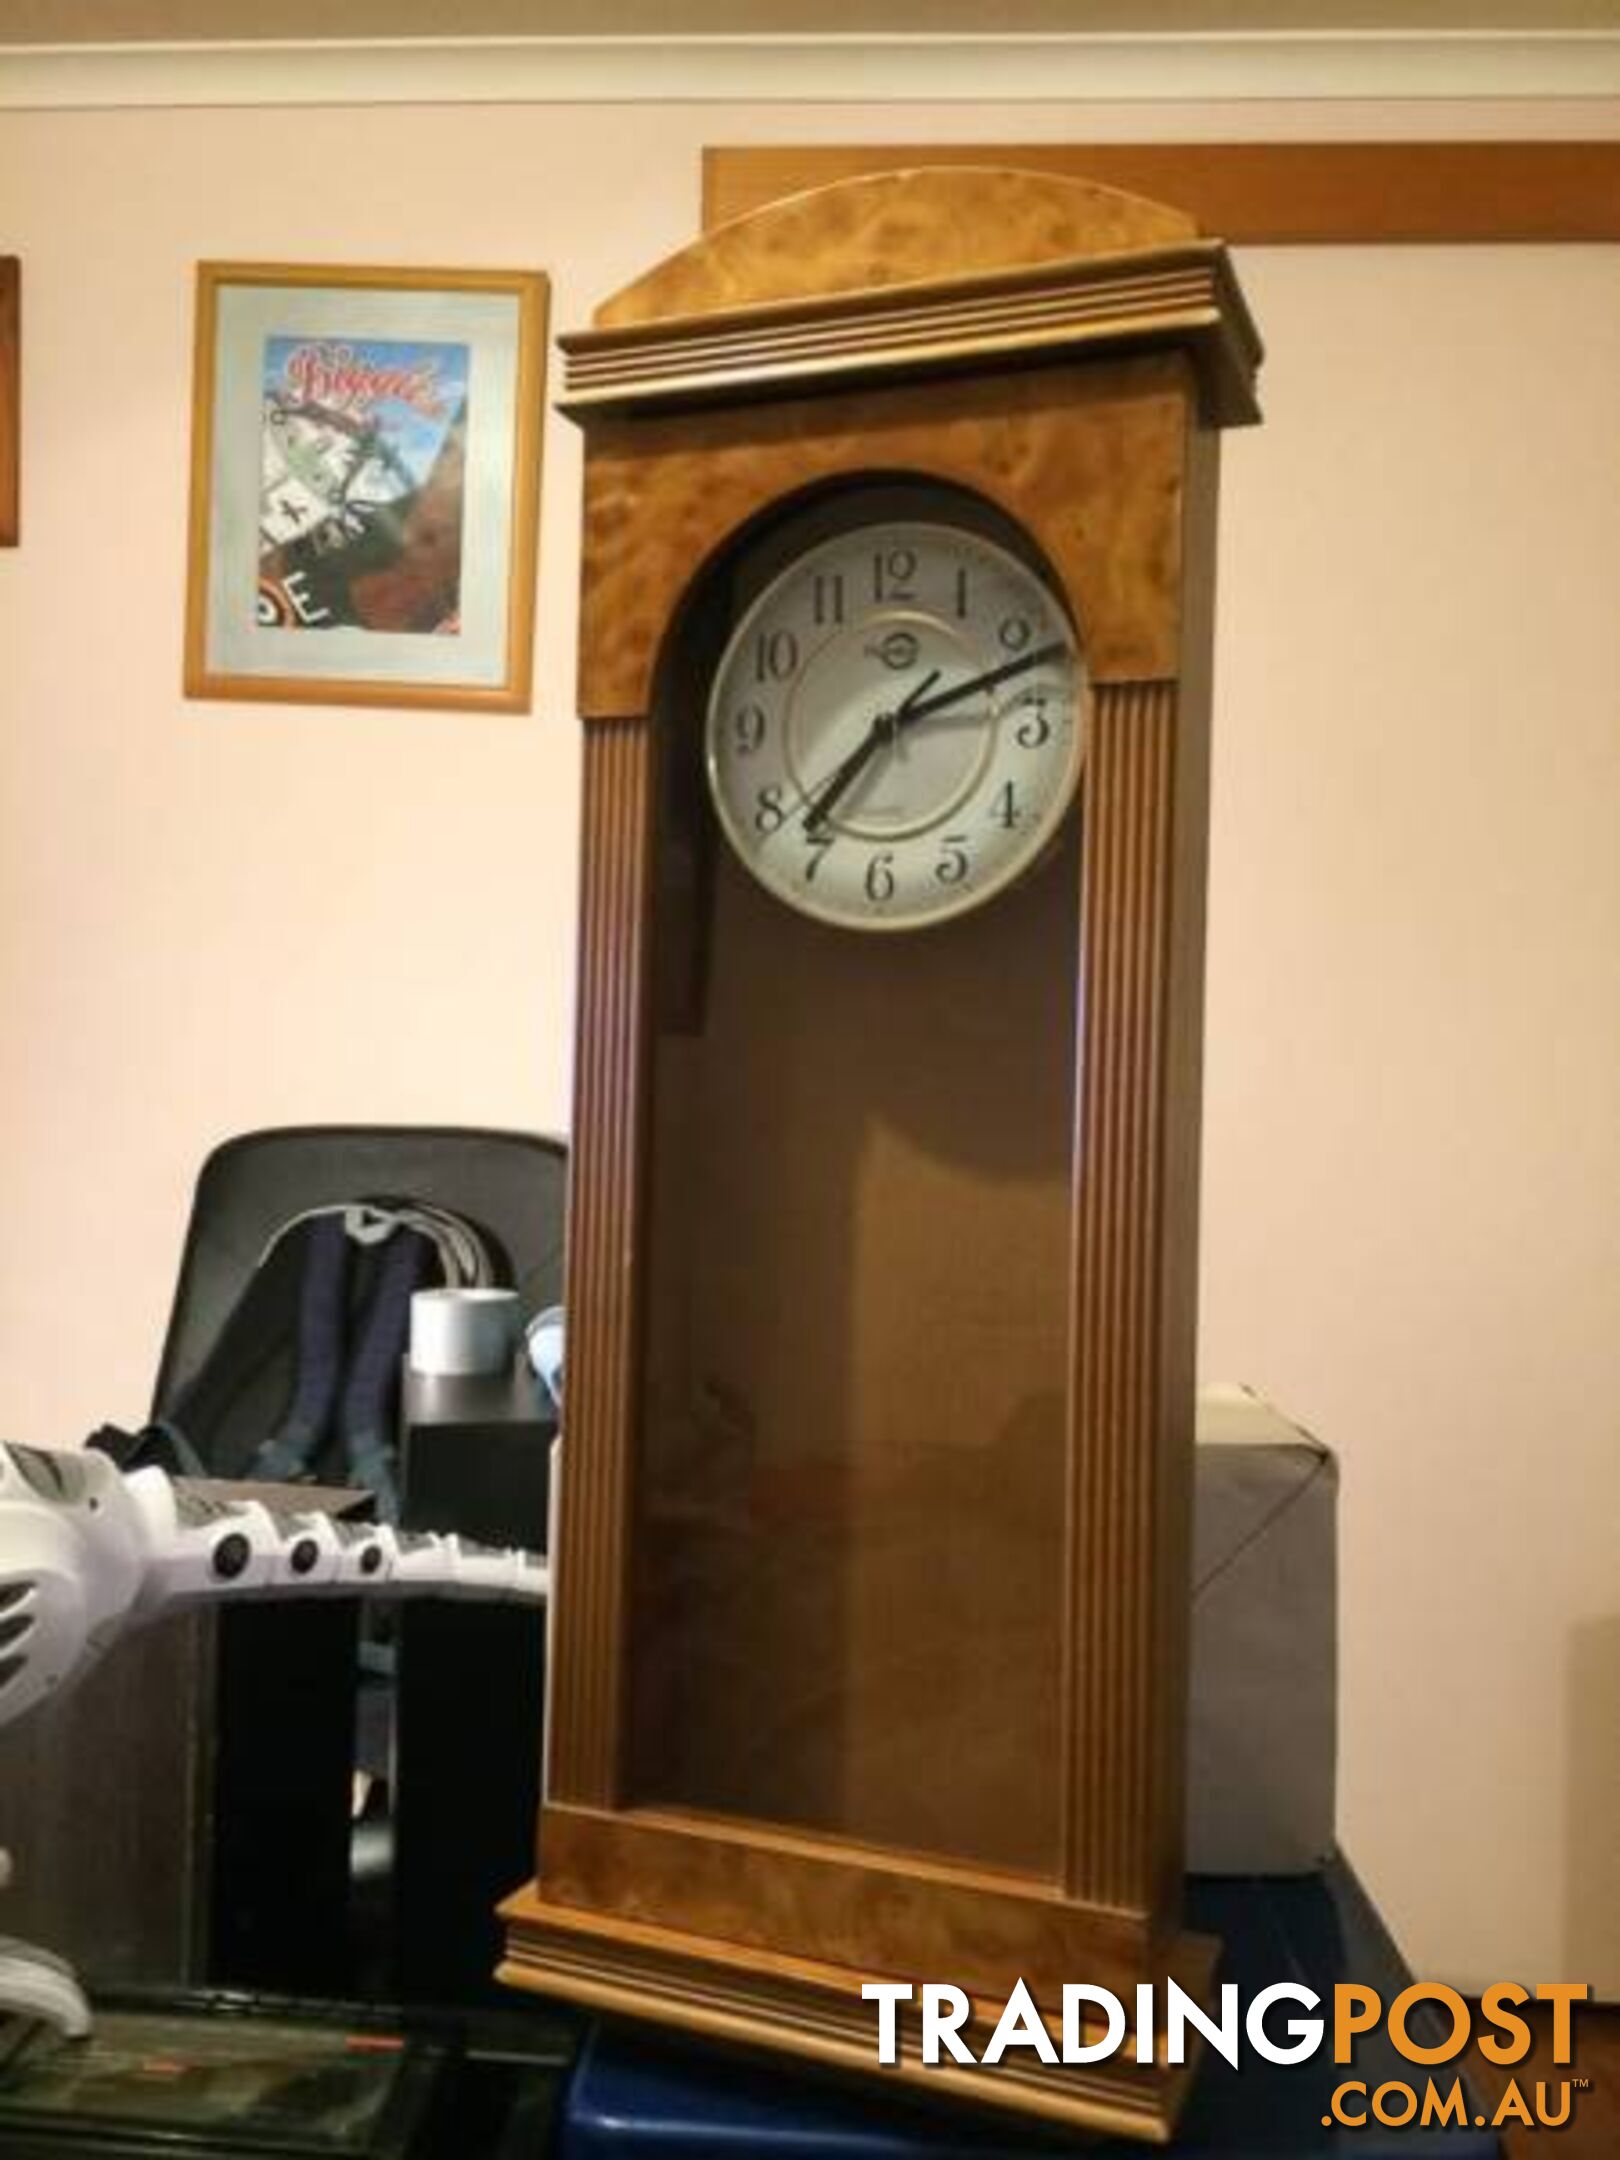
[935,835,970,886]
[812,572,845,627]
[954,565,971,619]
[864,851,897,903]
[1014,697,1051,749]
[992,780,1022,830]
[754,785,787,834]
[872,548,917,604]
[803,833,833,883]
[733,702,767,755]
[754,629,799,683]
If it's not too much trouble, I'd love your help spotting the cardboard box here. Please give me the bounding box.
[1189,1384,1338,1875]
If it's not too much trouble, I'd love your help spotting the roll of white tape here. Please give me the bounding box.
[409,1287,521,1377]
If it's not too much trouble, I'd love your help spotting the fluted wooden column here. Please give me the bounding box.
[544,717,655,1810]
[1065,676,1199,1920]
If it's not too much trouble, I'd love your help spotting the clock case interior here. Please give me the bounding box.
[637,474,1085,1879]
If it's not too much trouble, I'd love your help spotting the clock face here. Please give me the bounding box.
[704,518,1084,931]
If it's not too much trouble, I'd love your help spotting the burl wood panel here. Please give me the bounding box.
[0,259,17,547]
[540,1801,1164,2003]
[578,352,1194,719]
[599,166,1196,329]
[703,142,1620,247]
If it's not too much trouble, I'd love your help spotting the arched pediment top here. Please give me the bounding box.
[594,166,1201,329]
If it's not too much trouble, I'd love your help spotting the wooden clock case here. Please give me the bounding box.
[500,167,1261,2141]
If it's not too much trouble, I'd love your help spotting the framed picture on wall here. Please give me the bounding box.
[184,262,548,711]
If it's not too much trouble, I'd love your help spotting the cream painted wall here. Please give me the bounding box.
[1201,240,1620,1997]
[1,95,1616,1999]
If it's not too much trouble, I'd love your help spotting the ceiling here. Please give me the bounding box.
[5,0,1620,40]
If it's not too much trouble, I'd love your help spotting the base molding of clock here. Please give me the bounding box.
[499,1882,1215,2143]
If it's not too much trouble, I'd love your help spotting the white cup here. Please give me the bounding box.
[409,1287,521,1377]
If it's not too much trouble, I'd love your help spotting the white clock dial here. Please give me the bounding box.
[704,520,1084,932]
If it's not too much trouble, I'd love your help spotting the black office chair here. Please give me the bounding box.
[155,1126,567,1999]
[0,1126,566,2004]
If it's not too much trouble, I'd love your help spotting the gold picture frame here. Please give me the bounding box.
[184,262,547,711]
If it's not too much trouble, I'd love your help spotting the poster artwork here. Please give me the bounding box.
[256,335,470,636]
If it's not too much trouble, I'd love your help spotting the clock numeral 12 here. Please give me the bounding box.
[872,548,917,604]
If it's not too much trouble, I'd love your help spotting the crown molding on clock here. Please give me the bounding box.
[3,32,1620,111]
[560,243,1261,427]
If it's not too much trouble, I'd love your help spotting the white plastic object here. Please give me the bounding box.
[525,1306,565,1412]
[0,1441,546,1731]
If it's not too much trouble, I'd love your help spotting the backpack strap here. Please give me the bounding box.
[134,1197,508,1490]
[383,1201,497,1288]
[86,1419,206,1479]
[247,1210,351,1485]
[159,1229,314,1472]
[338,1225,435,1523]
[260,1200,496,1293]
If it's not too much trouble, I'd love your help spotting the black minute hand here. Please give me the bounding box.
[799,641,1066,837]
[890,640,1067,732]
[801,668,941,834]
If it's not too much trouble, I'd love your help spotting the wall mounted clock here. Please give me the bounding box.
[500,165,1261,2142]
[704,509,1084,932]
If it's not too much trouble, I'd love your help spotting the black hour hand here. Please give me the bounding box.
[801,668,941,834]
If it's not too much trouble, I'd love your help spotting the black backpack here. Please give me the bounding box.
[92,1199,505,1522]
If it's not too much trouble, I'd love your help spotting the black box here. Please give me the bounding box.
[393,1366,553,2004]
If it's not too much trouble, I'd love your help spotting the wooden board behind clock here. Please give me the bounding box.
[501,166,1261,2141]
[0,258,18,546]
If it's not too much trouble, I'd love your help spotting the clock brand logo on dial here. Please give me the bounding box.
[867,629,921,671]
